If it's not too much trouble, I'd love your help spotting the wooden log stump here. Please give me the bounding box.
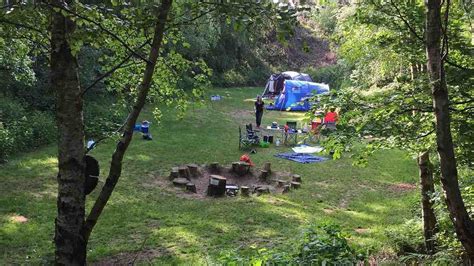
[232,161,250,176]
[276,179,287,187]
[187,164,200,178]
[231,162,239,172]
[209,162,220,174]
[256,186,270,195]
[207,175,227,197]
[290,181,301,189]
[169,167,179,180]
[241,186,250,197]
[292,174,302,183]
[172,177,189,187]
[282,185,291,193]
[259,170,269,181]
[263,162,271,174]
[178,166,190,180]
[186,182,197,193]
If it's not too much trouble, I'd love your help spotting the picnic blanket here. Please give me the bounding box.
[292,145,324,154]
[274,152,328,163]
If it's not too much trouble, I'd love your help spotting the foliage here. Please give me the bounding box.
[385,219,425,254]
[302,61,351,90]
[296,223,361,264]
[0,96,56,162]
[218,222,361,265]
[83,97,127,140]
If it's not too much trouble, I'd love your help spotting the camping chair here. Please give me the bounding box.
[239,125,260,150]
[284,121,298,145]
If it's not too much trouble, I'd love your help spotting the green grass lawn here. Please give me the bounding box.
[0,87,419,264]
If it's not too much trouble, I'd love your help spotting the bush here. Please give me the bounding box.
[312,5,338,35]
[84,99,127,140]
[0,96,56,161]
[385,219,425,254]
[218,222,362,265]
[303,62,351,90]
[0,126,13,162]
[30,111,57,147]
[295,223,361,264]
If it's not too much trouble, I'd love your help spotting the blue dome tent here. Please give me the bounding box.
[266,80,329,111]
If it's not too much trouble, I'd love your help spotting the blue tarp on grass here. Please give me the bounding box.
[274,152,328,163]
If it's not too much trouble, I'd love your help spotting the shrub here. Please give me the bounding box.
[303,62,351,90]
[84,99,127,140]
[221,70,246,87]
[30,111,57,147]
[0,126,13,162]
[0,96,56,161]
[385,219,425,254]
[295,223,360,264]
[217,222,362,265]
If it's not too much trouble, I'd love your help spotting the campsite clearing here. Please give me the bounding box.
[0,87,419,264]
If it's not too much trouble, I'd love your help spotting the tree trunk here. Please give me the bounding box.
[425,0,474,258]
[82,0,173,243]
[418,151,437,254]
[51,0,87,264]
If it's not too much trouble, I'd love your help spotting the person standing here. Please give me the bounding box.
[254,95,265,128]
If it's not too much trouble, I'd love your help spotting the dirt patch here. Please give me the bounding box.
[90,248,170,266]
[228,110,254,121]
[323,208,335,214]
[10,215,28,223]
[388,183,417,193]
[146,164,297,200]
[354,227,370,234]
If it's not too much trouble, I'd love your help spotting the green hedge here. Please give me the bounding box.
[0,97,57,162]
[0,95,126,162]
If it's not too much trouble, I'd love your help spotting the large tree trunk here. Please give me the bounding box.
[82,0,173,242]
[418,151,437,254]
[425,0,474,258]
[51,0,86,264]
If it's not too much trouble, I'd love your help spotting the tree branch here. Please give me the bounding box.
[81,40,149,96]
[388,0,425,42]
[82,0,173,242]
[445,57,474,72]
[441,0,450,60]
[44,2,151,64]
[0,18,50,41]
[167,6,218,29]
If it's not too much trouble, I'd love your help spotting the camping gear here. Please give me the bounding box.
[239,154,254,166]
[239,124,260,150]
[263,135,274,144]
[259,141,270,148]
[141,120,153,140]
[86,139,96,151]
[266,80,330,112]
[274,152,328,164]
[84,155,99,195]
[271,121,278,128]
[262,71,313,97]
[141,120,150,134]
[211,95,222,101]
[292,145,324,154]
[226,184,239,196]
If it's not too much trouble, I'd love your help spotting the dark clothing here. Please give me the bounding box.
[255,100,264,127]
[256,111,263,127]
[255,101,265,112]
